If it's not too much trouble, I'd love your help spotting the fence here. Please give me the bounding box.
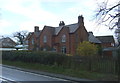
[2,50,119,74]
[62,55,119,74]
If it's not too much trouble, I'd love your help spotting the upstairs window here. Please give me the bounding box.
[43,35,47,43]
[61,34,66,42]
[32,38,34,45]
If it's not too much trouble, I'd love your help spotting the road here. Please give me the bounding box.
[0,65,72,83]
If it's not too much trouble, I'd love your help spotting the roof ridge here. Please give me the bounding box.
[96,35,113,37]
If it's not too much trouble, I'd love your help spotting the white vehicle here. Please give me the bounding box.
[14,45,28,50]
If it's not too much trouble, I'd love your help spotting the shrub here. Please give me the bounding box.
[2,50,66,66]
[76,41,98,56]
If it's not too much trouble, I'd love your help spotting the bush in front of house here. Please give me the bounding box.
[76,41,98,56]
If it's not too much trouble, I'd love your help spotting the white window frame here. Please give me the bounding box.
[61,34,66,42]
[43,35,47,43]
[32,38,34,45]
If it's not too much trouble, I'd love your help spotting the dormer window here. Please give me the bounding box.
[61,34,66,42]
[43,35,47,43]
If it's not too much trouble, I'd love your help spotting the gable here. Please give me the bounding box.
[0,37,16,47]
[54,23,80,35]
[40,26,55,36]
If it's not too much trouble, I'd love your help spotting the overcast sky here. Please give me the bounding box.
[0,0,118,37]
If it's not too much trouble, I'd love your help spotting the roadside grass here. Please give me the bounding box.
[2,60,118,81]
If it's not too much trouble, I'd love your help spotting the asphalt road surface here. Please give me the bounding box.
[0,65,72,83]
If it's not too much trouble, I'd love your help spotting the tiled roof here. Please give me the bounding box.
[88,32,101,43]
[26,30,41,40]
[44,26,55,35]
[46,23,79,35]
[96,36,114,43]
[66,23,79,33]
[55,26,63,35]
[0,37,16,47]
[25,32,34,40]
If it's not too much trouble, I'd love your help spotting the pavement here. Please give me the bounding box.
[2,64,93,82]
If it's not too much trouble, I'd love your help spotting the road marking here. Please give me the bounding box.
[0,76,15,81]
[0,78,6,81]
[0,76,21,83]
[3,66,69,81]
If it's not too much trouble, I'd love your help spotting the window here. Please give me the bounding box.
[32,38,34,45]
[53,47,57,52]
[43,35,47,43]
[61,34,66,42]
[61,46,66,53]
[111,43,114,46]
[43,48,47,51]
[25,40,28,44]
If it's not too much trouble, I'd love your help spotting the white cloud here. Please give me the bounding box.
[1,0,61,33]
[0,0,115,36]
[84,19,114,36]
[19,21,43,32]
[0,19,14,35]
[0,20,12,28]
[41,0,81,2]
[2,0,58,22]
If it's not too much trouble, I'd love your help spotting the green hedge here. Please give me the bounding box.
[2,50,68,66]
[2,50,118,74]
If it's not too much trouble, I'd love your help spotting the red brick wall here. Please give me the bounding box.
[69,34,75,55]
[101,43,114,48]
[69,25,88,55]
[28,33,40,50]
[101,43,114,56]
[28,34,35,50]
[54,27,70,54]
[39,27,53,50]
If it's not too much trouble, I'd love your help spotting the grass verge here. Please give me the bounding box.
[2,60,118,81]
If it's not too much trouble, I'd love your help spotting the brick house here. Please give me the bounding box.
[26,26,41,50]
[27,15,88,55]
[88,32,101,44]
[96,36,115,48]
[0,37,16,48]
[96,36,115,56]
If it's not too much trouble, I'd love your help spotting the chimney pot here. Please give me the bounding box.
[78,15,84,24]
[34,26,39,32]
[59,21,65,26]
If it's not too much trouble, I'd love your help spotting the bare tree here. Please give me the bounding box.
[95,0,120,29]
[13,30,28,45]
[95,0,120,45]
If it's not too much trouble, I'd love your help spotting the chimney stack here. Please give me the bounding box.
[78,15,84,24]
[59,21,65,26]
[34,26,39,32]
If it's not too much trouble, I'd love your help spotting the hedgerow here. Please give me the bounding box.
[2,50,67,66]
